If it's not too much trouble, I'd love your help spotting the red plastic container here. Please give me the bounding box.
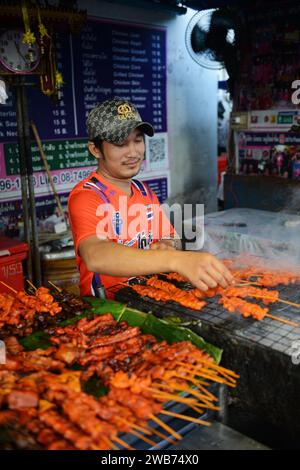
[0,237,28,293]
[218,155,227,184]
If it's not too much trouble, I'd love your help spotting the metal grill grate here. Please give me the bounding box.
[111,276,300,358]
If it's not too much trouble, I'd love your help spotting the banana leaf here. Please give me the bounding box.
[19,331,52,351]
[85,298,222,363]
[83,297,126,321]
[119,307,147,327]
[82,375,108,398]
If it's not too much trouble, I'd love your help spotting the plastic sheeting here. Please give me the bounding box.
[189,208,300,264]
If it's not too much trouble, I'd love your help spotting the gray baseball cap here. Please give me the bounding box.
[87,98,154,144]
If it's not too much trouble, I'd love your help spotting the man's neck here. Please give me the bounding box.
[96,168,132,196]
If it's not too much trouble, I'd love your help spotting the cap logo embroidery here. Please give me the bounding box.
[117,103,136,120]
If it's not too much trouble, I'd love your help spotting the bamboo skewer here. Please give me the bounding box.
[194,371,236,387]
[161,410,210,426]
[26,279,37,291]
[189,404,207,415]
[117,417,151,436]
[174,367,223,385]
[172,369,218,400]
[177,359,239,380]
[150,414,181,440]
[128,423,152,436]
[195,382,218,401]
[148,384,200,403]
[249,293,300,308]
[133,424,152,436]
[181,370,235,391]
[236,282,262,287]
[179,363,238,387]
[170,371,205,390]
[130,429,157,447]
[276,298,300,308]
[157,369,221,408]
[126,407,177,444]
[112,436,135,450]
[146,387,198,405]
[91,442,118,450]
[194,362,238,381]
[175,391,219,411]
[91,444,103,450]
[190,405,209,415]
[152,382,219,410]
[0,280,17,294]
[172,368,235,388]
[197,370,236,386]
[48,280,62,292]
[196,360,240,379]
[100,436,118,450]
[265,314,299,327]
[188,369,235,387]
[148,426,177,445]
[166,370,218,405]
[165,381,216,405]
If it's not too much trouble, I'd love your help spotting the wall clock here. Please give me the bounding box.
[0,29,41,74]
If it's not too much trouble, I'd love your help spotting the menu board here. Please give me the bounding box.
[0,17,168,229]
[72,19,167,137]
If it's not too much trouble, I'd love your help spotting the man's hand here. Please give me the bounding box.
[171,251,234,291]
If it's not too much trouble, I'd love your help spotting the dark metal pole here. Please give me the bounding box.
[14,77,32,280]
[20,80,42,286]
[217,384,228,425]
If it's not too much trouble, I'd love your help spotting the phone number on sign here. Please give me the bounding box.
[51,169,91,185]
[0,170,91,192]
[0,178,21,191]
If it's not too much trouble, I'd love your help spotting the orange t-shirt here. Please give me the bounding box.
[68,171,175,297]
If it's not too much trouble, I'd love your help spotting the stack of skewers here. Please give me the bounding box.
[0,281,90,338]
[0,281,238,450]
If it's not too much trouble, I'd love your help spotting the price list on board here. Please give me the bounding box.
[73,19,166,136]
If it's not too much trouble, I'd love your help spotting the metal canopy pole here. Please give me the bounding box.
[14,76,32,280]
[20,80,42,286]
[12,76,42,286]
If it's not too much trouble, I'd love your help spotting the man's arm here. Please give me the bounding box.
[150,238,181,251]
[79,236,233,291]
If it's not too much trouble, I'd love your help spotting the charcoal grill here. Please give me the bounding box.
[112,277,300,357]
[110,272,300,448]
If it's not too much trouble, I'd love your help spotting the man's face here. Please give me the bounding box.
[100,128,145,179]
